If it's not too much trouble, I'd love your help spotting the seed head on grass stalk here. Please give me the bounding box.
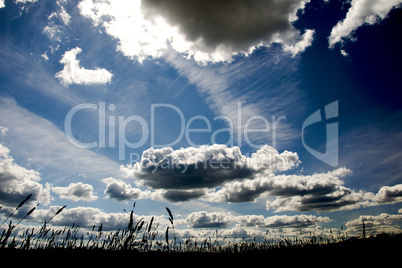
[165,226,169,250]
[45,205,66,225]
[0,194,32,228]
[14,203,39,229]
[148,216,154,233]
[165,207,176,249]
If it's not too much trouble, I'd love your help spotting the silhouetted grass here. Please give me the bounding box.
[1,195,401,262]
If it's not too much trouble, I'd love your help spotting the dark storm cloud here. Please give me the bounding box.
[142,0,309,52]
[162,189,206,202]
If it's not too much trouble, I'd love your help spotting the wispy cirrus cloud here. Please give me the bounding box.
[0,44,83,106]
[0,97,122,182]
[163,47,304,148]
[43,0,71,42]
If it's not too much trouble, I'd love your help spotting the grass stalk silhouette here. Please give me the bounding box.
[1,195,401,256]
[0,194,32,228]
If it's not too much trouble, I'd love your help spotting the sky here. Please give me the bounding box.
[1,0,402,241]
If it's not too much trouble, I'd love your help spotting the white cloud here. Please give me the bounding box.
[282,29,315,56]
[14,0,37,3]
[41,51,49,61]
[28,205,168,232]
[31,206,134,230]
[0,143,52,207]
[49,4,71,26]
[208,167,351,203]
[340,49,349,57]
[43,1,71,42]
[374,184,402,204]
[78,0,314,64]
[43,25,63,42]
[55,47,113,86]
[0,126,8,136]
[265,189,373,213]
[53,182,98,202]
[0,0,5,8]
[237,214,331,229]
[123,144,300,202]
[185,211,232,228]
[78,0,175,63]
[102,177,150,201]
[346,213,402,235]
[329,0,402,47]
[0,44,83,106]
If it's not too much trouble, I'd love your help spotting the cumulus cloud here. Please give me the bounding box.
[31,206,137,230]
[183,212,331,234]
[0,0,5,8]
[123,144,300,201]
[0,144,51,207]
[258,168,380,212]
[120,143,402,211]
[374,184,402,204]
[329,0,402,47]
[208,167,353,204]
[186,211,232,228]
[78,0,314,64]
[238,214,331,229]
[55,47,113,86]
[346,213,402,235]
[52,182,98,202]
[265,189,373,212]
[102,177,150,201]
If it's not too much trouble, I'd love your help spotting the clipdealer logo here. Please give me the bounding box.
[64,100,339,166]
[64,102,286,161]
[302,101,339,167]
